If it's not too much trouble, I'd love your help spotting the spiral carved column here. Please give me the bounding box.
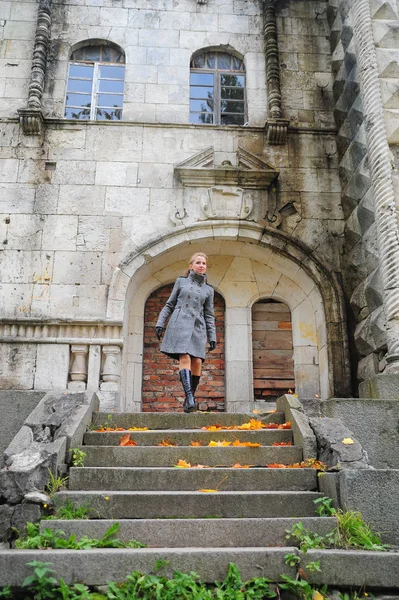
[263,0,289,144]
[353,0,399,372]
[18,0,52,135]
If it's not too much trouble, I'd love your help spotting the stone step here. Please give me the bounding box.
[1,548,398,588]
[0,548,295,586]
[84,428,293,446]
[79,445,302,467]
[91,411,285,430]
[53,490,323,519]
[40,517,337,547]
[68,466,317,491]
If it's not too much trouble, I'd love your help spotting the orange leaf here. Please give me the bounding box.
[119,434,137,446]
[278,421,292,430]
[232,440,261,447]
[264,423,279,429]
[232,463,253,468]
[175,459,191,468]
[201,425,225,431]
[158,439,178,447]
[208,440,231,447]
[266,463,288,468]
[272,441,292,447]
[190,441,202,446]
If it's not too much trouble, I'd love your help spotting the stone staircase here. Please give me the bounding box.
[2,409,399,590]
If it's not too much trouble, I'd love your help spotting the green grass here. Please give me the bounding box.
[15,522,147,550]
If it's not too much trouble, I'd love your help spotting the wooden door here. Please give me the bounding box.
[252,300,295,400]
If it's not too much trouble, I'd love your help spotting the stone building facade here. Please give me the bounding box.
[0,0,398,412]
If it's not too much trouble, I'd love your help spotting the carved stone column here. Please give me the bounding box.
[101,345,122,391]
[68,344,89,390]
[263,0,289,144]
[353,0,399,374]
[18,0,52,135]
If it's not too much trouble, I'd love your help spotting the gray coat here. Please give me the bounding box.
[156,270,216,361]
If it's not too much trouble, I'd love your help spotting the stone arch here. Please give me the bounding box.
[190,45,245,64]
[108,223,350,410]
[68,39,125,60]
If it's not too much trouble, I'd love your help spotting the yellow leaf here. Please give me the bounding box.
[313,591,324,600]
[128,427,149,431]
[198,489,218,493]
[208,440,231,447]
[175,459,191,468]
[342,438,354,445]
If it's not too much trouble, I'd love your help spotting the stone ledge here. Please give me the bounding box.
[277,394,317,459]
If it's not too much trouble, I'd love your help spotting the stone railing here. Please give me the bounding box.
[0,321,123,409]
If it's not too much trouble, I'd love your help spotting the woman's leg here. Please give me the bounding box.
[190,357,202,400]
[178,354,196,412]
[191,357,202,377]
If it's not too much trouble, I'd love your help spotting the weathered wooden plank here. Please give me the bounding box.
[253,379,295,389]
[253,340,293,352]
[253,369,295,379]
[252,312,292,322]
[252,303,290,313]
[252,350,293,366]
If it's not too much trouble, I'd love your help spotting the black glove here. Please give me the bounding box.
[209,341,216,351]
[155,326,163,340]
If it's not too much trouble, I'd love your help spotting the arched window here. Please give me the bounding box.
[190,50,246,125]
[65,43,125,121]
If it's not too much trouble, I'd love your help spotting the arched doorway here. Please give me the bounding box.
[142,284,225,412]
[111,226,349,411]
[252,299,294,401]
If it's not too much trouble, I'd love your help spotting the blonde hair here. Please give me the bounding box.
[183,252,208,276]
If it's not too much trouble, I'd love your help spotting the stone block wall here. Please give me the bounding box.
[142,284,225,412]
[277,0,335,130]
[0,0,349,401]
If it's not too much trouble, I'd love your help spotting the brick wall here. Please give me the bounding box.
[142,283,225,412]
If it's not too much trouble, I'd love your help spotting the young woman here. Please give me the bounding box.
[155,253,216,412]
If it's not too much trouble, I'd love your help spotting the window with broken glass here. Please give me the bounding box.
[190,51,246,125]
[65,45,125,121]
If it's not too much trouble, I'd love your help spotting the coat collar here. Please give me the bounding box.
[188,269,207,284]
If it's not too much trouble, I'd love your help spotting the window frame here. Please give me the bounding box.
[189,53,246,126]
[65,58,125,121]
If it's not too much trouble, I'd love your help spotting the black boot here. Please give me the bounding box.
[179,369,196,413]
[191,375,200,398]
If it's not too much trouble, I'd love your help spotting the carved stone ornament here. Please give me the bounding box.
[266,119,290,144]
[173,147,279,224]
[175,147,279,189]
[199,187,253,220]
[18,108,45,136]
[263,0,290,144]
[19,0,52,135]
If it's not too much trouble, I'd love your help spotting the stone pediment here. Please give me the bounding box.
[175,147,279,189]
